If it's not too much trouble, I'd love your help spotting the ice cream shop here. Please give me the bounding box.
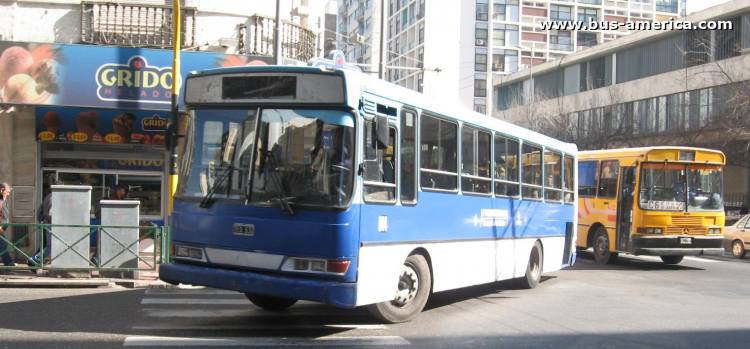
[0,41,272,250]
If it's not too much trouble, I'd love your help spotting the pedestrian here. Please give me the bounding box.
[28,181,62,266]
[0,182,16,266]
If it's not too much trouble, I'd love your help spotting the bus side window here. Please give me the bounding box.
[577,161,598,197]
[401,110,417,204]
[598,160,619,199]
[420,114,458,192]
[363,121,397,203]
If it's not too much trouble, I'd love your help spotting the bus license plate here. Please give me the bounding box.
[233,223,255,236]
[680,237,692,244]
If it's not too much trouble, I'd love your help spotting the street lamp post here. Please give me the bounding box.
[516,44,534,104]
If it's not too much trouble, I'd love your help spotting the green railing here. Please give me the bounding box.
[0,222,171,273]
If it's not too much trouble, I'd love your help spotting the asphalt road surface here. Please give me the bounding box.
[1,251,750,348]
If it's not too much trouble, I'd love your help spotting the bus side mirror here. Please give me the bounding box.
[375,115,389,149]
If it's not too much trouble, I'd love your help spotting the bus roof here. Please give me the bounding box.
[579,146,726,164]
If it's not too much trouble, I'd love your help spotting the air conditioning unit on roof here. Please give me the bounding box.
[476,39,486,46]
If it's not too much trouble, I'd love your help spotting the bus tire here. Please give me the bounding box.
[732,240,747,259]
[366,254,431,324]
[515,241,543,289]
[593,227,618,264]
[245,293,298,311]
[660,255,684,265]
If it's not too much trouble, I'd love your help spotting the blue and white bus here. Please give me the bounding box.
[159,64,578,323]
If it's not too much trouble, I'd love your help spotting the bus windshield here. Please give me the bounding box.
[639,163,723,212]
[179,108,355,209]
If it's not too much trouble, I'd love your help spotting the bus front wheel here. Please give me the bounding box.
[245,293,298,311]
[366,254,431,324]
[515,241,543,289]
[593,227,618,264]
[660,255,684,265]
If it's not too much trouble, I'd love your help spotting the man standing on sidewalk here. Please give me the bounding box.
[0,182,16,266]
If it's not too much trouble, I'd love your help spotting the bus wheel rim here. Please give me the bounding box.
[392,264,419,307]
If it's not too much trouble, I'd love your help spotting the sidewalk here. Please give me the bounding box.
[0,252,176,289]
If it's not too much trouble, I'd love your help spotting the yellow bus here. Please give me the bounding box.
[578,147,725,264]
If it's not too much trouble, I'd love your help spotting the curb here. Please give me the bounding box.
[0,275,175,289]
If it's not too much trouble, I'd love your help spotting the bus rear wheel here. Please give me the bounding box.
[732,240,747,259]
[660,255,684,265]
[593,227,618,264]
[245,293,298,311]
[366,254,431,324]
[515,241,543,289]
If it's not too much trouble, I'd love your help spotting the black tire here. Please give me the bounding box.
[515,241,543,289]
[366,254,431,324]
[660,255,684,265]
[244,293,298,311]
[593,227,618,264]
[732,240,747,259]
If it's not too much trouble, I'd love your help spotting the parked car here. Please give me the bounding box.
[724,214,750,258]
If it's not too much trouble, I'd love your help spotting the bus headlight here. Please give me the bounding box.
[175,245,203,260]
[643,228,663,234]
[707,228,722,235]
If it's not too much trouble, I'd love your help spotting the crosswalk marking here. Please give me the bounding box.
[141,298,249,305]
[632,255,718,263]
[123,336,410,346]
[145,289,240,295]
[132,324,388,330]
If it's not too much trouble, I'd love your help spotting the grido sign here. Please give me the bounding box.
[0,41,273,110]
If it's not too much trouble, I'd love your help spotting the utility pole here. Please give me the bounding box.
[275,0,283,65]
[168,0,181,216]
[378,0,387,79]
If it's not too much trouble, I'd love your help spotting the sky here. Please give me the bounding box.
[685,0,734,15]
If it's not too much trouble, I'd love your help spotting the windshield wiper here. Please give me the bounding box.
[263,150,295,215]
[200,165,234,208]
[646,159,669,196]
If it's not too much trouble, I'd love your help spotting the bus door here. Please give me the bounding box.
[617,167,636,251]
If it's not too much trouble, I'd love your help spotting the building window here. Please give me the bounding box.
[549,30,572,51]
[577,32,597,48]
[577,8,598,28]
[550,5,572,22]
[476,49,488,71]
[476,23,489,46]
[477,0,489,21]
[579,57,605,92]
[82,3,197,49]
[492,54,505,71]
[419,23,425,44]
[578,0,601,4]
[685,29,711,67]
[493,28,506,46]
[494,3,507,21]
[475,78,487,97]
[474,104,486,113]
[715,17,741,61]
[656,0,678,13]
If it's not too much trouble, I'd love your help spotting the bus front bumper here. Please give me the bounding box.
[632,235,725,256]
[159,262,358,308]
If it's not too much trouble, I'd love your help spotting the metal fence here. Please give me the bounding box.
[0,223,170,273]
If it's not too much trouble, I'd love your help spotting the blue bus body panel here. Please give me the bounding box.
[171,201,360,261]
[159,263,357,308]
[360,192,573,244]
[164,200,362,303]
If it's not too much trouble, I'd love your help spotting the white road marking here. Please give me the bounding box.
[132,324,388,330]
[631,255,718,263]
[123,336,409,346]
[145,289,240,295]
[141,298,249,305]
